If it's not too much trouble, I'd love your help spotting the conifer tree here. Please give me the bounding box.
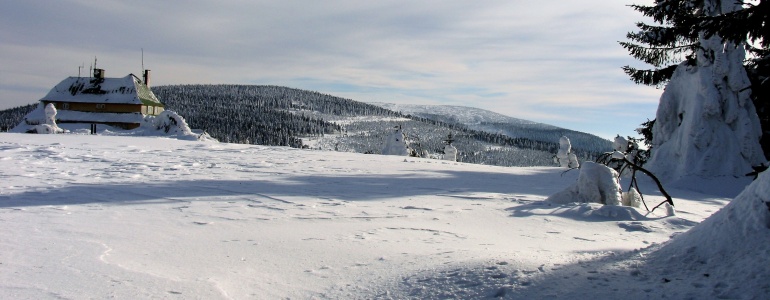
[623,1,770,158]
[632,0,766,180]
[696,0,770,158]
[620,0,702,87]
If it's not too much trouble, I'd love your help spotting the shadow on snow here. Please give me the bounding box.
[0,169,576,208]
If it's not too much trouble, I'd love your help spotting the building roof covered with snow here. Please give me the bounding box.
[13,68,166,131]
[42,73,163,107]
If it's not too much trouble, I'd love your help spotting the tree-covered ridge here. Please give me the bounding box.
[152,84,400,146]
[0,104,36,131]
[155,84,609,165]
[2,84,610,166]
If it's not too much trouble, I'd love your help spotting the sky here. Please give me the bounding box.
[0,0,660,139]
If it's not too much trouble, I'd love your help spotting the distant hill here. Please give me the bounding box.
[1,85,611,166]
[371,103,612,155]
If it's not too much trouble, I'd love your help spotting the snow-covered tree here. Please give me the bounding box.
[44,103,57,126]
[620,0,702,87]
[34,103,64,134]
[443,144,457,161]
[381,125,409,156]
[644,0,767,180]
[695,0,770,158]
[555,136,579,168]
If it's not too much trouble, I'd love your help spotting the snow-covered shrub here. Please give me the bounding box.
[555,136,579,168]
[139,111,216,142]
[567,153,579,169]
[381,126,409,156]
[621,187,642,208]
[443,144,457,161]
[149,110,193,136]
[547,162,621,205]
[613,135,628,153]
[599,135,648,176]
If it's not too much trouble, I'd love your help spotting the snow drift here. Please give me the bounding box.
[646,169,770,298]
[546,161,621,206]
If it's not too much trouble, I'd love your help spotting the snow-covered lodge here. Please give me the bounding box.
[33,68,164,129]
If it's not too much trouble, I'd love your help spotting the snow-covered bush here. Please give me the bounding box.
[547,162,621,205]
[136,110,216,141]
[599,135,648,175]
[621,187,642,208]
[612,135,628,153]
[443,146,456,161]
[594,138,671,212]
[554,136,579,168]
[151,110,193,135]
[381,126,409,156]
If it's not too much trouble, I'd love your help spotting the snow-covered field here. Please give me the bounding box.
[0,133,762,299]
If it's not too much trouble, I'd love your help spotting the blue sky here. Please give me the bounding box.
[0,0,659,139]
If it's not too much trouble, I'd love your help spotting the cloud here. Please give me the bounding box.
[0,0,661,138]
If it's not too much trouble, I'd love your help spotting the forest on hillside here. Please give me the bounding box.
[152,84,400,147]
[0,104,36,132]
[0,84,610,166]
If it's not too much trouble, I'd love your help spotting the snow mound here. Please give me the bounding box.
[556,203,648,221]
[11,103,66,134]
[9,103,45,133]
[135,110,216,141]
[547,162,621,206]
[649,170,770,297]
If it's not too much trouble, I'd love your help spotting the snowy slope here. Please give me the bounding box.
[0,133,763,299]
[371,103,551,128]
[370,102,612,153]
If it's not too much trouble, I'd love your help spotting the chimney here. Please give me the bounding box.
[143,69,151,86]
[93,68,105,79]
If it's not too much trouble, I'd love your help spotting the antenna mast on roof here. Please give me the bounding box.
[141,48,144,71]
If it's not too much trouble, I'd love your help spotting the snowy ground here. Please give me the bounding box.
[0,133,750,299]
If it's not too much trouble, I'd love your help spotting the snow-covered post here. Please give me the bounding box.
[381,125,409,156]
[645,1,766,180]
[556,136,579,168]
